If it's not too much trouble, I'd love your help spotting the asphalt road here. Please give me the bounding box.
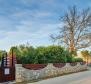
[29,69,91,84]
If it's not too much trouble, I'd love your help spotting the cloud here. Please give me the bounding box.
[0,20,61,51]
[20,0,55,5]
[0,0,90,51]
[33,11,52,18]
[20,0,33,4]
[0,16,18,31]
[12,10,52,19]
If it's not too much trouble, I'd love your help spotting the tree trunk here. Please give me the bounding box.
[69,32,75,52]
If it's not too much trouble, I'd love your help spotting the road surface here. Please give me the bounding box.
[29,69,91,84]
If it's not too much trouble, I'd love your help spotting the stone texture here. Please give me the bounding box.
[15,63,88,83]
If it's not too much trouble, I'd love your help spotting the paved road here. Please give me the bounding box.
[29,69,91,84]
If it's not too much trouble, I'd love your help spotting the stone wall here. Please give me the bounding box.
[15,63,88,83]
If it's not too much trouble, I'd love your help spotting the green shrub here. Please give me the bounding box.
[9,45,75,64]
[67,57,83,63]
[66,56,75,63]
[35,46,67,63]
[74,58,83,62]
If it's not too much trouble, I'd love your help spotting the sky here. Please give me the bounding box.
[0,0,91,51]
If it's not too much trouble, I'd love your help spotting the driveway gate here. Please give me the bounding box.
[0,49,16,83]
[0,67,15,82]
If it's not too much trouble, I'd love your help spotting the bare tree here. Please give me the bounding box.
[51,6,91,52]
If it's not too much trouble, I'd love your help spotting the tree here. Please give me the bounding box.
[9,46,22,64]
[0,50,6,62]
[81,50,90,64]
[0,50,2,61]
[9,45,36,64]
[51,6,91,52]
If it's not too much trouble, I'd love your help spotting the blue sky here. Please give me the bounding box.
[0,0,91,51]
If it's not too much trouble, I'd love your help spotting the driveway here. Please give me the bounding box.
[29,69,91,84]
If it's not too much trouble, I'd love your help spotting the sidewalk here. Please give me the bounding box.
[0,81,16,84]
[28,69,91,84]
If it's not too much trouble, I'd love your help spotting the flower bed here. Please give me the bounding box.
[80,61,86,65]
[22,64,47,70]
[70,62,77,66]
[53,63,66,68]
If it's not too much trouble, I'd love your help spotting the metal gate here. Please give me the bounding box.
[0,67,15,82]
[0,49,16,83]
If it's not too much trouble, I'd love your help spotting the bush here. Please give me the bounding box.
[74,58,83,62]
[9,45,75,64]
[66,56,75,63]
[35,46,67,63]
[67,57,83,63]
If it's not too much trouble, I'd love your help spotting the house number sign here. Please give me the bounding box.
[4,68,10,75]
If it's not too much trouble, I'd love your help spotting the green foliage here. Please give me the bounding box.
[10,46,22,62]
[66,57,83,63]
[81,50,90,59]
[10,45,36,64]
[0,54,1,62]
[81,50,91,63]
[0,50,7,62]
[81,50,89,57]
[34,46,47,64]
[74,58,83,62]
[9,45,76,64]
[70,50,77,57]
[66,56,74,63]
[21,46,35,64]
[35,46,67,63]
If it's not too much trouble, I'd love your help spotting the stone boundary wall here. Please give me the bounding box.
[15,63,88,82]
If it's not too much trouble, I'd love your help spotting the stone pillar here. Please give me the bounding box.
[15,64,24,83]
